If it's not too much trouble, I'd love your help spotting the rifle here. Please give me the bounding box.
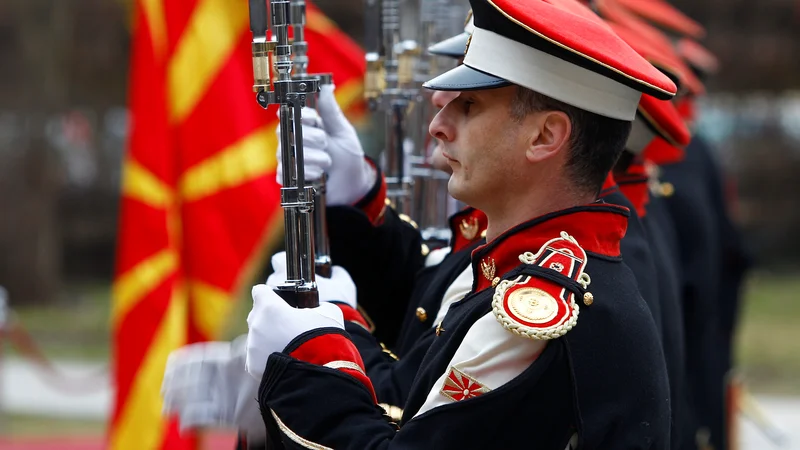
[365,0,469,247]
[288,0,334,277]
[364,0,419,217]
[249,0,320,309]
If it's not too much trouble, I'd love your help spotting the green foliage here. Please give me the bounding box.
[736,272,800,394]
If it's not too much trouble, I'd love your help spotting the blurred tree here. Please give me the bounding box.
[671,0,800,92]
[0,0,128,305]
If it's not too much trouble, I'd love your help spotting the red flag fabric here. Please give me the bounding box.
[109,1,365,449]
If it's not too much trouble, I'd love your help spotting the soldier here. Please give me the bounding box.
[610,1,751,447]
[660,81,726,450]
[680,38,753,450]
[600,12,705,448]
[427,18,703,449]
[243,0,677,447]
[615,96,696,450]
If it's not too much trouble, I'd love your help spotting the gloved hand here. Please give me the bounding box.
[275,84,376,206]
[245,284,344,380]
[266,252,357,309]
[161,336,266,441]
[275,107,331,182]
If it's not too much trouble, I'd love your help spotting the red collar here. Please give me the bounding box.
[600,172,617,194]
[449,207,489,253]
[615,162,650,218]
[471,205,629,292]
[643,136,685,165]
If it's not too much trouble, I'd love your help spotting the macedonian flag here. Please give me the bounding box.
[108,1,365,449]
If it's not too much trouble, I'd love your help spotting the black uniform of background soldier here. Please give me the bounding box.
[660,135,751,450]
[327,164,426,349]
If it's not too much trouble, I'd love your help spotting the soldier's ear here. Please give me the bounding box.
[525,111,571,164]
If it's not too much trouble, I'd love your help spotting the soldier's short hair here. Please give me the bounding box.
[509,86,632,194]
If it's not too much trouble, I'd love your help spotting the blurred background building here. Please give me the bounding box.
[0,0,798,447]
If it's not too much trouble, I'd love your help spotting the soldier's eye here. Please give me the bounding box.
[463,100,474,115]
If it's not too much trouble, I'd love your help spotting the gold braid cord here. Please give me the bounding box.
[491,232,590,340]
[492,276,580,340]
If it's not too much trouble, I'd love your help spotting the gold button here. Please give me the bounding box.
[583,292,594,306]
[421,243,430,257]
[398,213,419,229]
[416,307,428,322]
[660,182,675,198]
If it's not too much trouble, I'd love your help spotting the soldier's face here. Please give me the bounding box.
[429,85,530,210]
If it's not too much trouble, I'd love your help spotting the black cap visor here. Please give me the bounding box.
[423,63,511,91]
[427,33,470,58]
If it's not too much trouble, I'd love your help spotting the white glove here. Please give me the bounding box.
[316,84,377,205]
[275,85,376,205]
[275,108,332,182]
[161,336,266,441]
[245,284,344,380]
[266,252,357,309]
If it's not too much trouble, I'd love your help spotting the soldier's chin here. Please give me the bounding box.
[446,176,470,205]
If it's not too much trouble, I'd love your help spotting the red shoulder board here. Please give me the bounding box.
[492,232,591,340]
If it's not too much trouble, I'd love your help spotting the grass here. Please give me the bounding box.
[8,282,111,361]
[5,280,255,362]
[735,271,800,395]
[2,414,105,437]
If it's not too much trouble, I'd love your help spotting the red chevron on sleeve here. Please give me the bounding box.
[289,332,377,402]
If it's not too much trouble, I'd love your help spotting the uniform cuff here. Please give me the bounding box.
[354,157,388,225]
[284,328,377,401]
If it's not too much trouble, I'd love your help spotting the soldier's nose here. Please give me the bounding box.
[431,90,460,109]
[429,108,455,142]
